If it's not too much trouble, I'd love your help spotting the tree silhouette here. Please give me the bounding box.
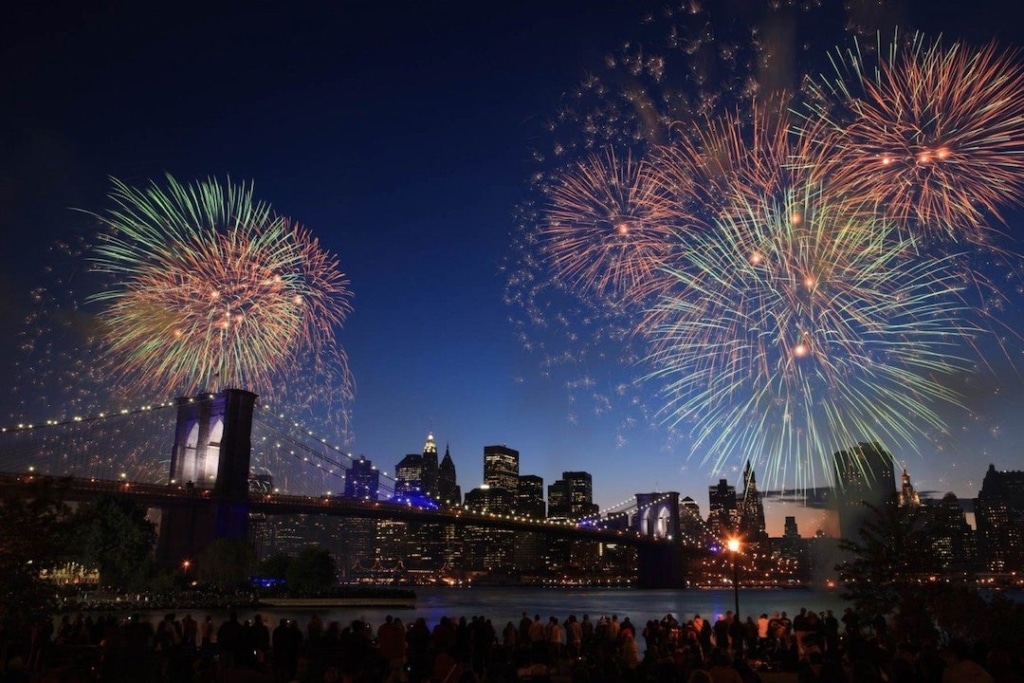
[0,479,74,634]
[72,494,156,589]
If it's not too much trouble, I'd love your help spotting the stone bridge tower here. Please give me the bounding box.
[635,491,686,588]
[157,388,257,566]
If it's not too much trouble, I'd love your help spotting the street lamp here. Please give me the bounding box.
[727,537,741,621]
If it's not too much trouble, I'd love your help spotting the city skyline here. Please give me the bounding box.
[367,430,1009,540]
[4,1,1024,528]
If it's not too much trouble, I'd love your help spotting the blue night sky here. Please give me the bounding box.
[4,0,1024,536]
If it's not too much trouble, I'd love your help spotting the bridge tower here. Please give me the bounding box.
[157,388,257,567]
[634,491,687,588]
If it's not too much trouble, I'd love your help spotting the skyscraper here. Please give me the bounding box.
[392,435,460,573]
[708,478,737,539]
[678,496,709,547]
[514,474,547,572]
[483,445,519,493]
[974,464,1024,572]
[344,456,380,500]
[548,471,598,520]
[833,442,896,543]
[899,467,922,508]
[517,474,546,519]
[394,452,424,500]
[784,516,800,539]
[438,444,461,506]
[737,461,768,544]
[462,485,515,571]
[421,433,440,500]
[927,492,976,572]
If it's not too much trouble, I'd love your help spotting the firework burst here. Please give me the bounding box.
[652,95,831,228]
[643,185,977,487]
[507,4,1024,487]
[538,148,682,303]
[87,175,355,411]
[811,33,1024,239]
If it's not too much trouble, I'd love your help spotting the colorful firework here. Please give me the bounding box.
[538,148,681,303]
[87,175,355,410]
[810,33,1024,239]
[643,185,977,488]
[2,177,357,486]
[652,95,830,227]
[498,1,1024,489]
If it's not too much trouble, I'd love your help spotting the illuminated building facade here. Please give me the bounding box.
[462,484,515,571]
[974,464,1024,572]
[483,444,519,494]
[678,496,710,547]
[899,467,922,508]
[926,492,976,572]
[517,474,546,519]
[344,456,380,500]
[421,433,439,500]
[708,478,737,539]
[548,471,598,520]
[394,452,425,499]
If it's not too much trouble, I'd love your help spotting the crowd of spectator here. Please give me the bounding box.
[0,603,1019,682]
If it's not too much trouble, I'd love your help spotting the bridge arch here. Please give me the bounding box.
[158,388,257,566]
[634,492,686,588]
[635,492,680,540]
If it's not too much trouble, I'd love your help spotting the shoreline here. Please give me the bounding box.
[257,596,416,609]
[60,587,418,614]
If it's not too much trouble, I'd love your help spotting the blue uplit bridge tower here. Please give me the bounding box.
[157,388,257,565]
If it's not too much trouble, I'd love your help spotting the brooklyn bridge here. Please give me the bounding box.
[0,388,714,588]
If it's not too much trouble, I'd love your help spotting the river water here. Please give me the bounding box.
[154,587,847,630]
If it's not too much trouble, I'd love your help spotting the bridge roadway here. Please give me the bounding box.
[0,472,672,548]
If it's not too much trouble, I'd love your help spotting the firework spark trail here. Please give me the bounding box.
[87,175,354,411]
[809,33,1024,240]
[652,95,833,230]
[643,185,978,488]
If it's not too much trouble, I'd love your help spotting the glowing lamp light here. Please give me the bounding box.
[727,538,741,554]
